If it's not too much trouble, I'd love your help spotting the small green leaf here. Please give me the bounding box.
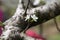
[0,21,4,26]
[40,0,46,5]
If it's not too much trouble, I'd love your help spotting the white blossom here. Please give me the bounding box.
[31,15,38,22]
[25,15,30,21]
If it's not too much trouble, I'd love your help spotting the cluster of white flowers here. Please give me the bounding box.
[25,8,38,22]
[25,14,38,22]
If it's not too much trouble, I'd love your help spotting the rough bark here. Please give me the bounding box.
[0,0,60,40]
[3,0,60,29]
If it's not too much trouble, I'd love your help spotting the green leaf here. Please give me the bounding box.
[40,0,46,5]
[0,21,4,26]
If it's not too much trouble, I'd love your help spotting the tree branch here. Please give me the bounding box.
[1,0,60,40]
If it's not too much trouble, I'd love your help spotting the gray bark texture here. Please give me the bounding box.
[0,0,60,40]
